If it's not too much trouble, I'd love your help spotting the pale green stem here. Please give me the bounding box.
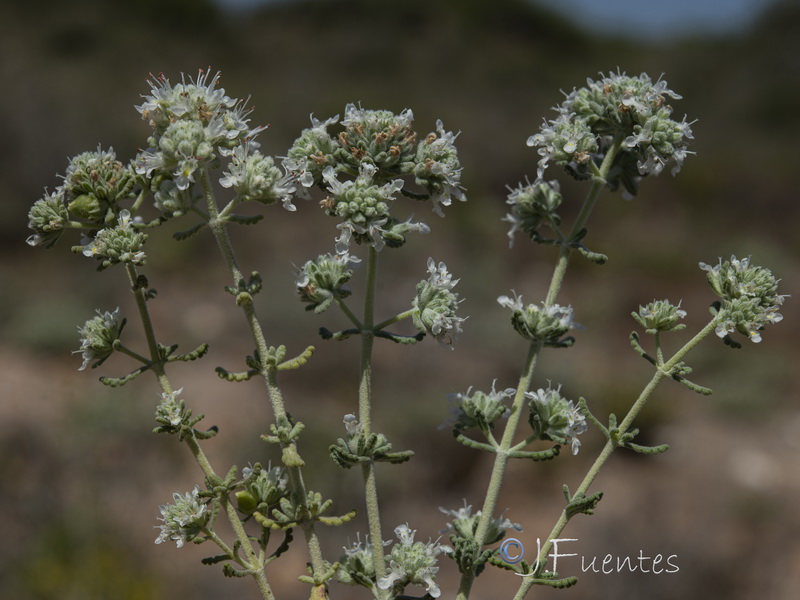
[545,139,623,307]
[334,295,363,329]
[125,262,170,393]
[457,140,624,600]
[358,246,389,590]
[513,314,722,600]
[123,262,275,600]
[199,172,328,586]
[373,308,415,331]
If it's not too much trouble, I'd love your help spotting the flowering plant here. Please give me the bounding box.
[26,69,785,600]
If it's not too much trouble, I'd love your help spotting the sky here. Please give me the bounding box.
[214,0,782,41]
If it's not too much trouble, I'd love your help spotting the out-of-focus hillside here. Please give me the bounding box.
[1,1,798,599]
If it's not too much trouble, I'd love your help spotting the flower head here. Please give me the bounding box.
[155,388,189,429]
[444,380,515,431]
[74,307,125,370]
[527,71,694,196]
[412,258,466,349]
[503,178,562,246]
[235,462,289,515]
[27,188,70,248]
[285,114,341,188]
[527,113,597,179]
[154,485,209,548]
[633,299,687,334]
[700,256,786,345]
[498,292,578,346]
[377,524,451,599]
[321,164,406,252]
[439,501,521,545]
[526,385,587,455]
[335,103,417,175]
[219,140,296,210]
[413,119,467,216]
[336,534,388,589]
[80,209,147,269]
[296,252,359,313]
[62,146,137,223]
[135,69,272,203]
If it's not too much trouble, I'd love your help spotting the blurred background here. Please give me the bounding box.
[1,0,798,598]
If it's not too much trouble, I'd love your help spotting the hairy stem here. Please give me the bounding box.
[513,314,722,599]
[200,171,328,589]
[358,246,389,590]
[457,141,623,600]
[124,262,276,600]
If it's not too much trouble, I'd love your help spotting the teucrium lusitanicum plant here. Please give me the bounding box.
[26,68,786,600]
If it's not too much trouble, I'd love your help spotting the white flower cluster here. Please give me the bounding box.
[154,486,209,548]
[135,69,295,211]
